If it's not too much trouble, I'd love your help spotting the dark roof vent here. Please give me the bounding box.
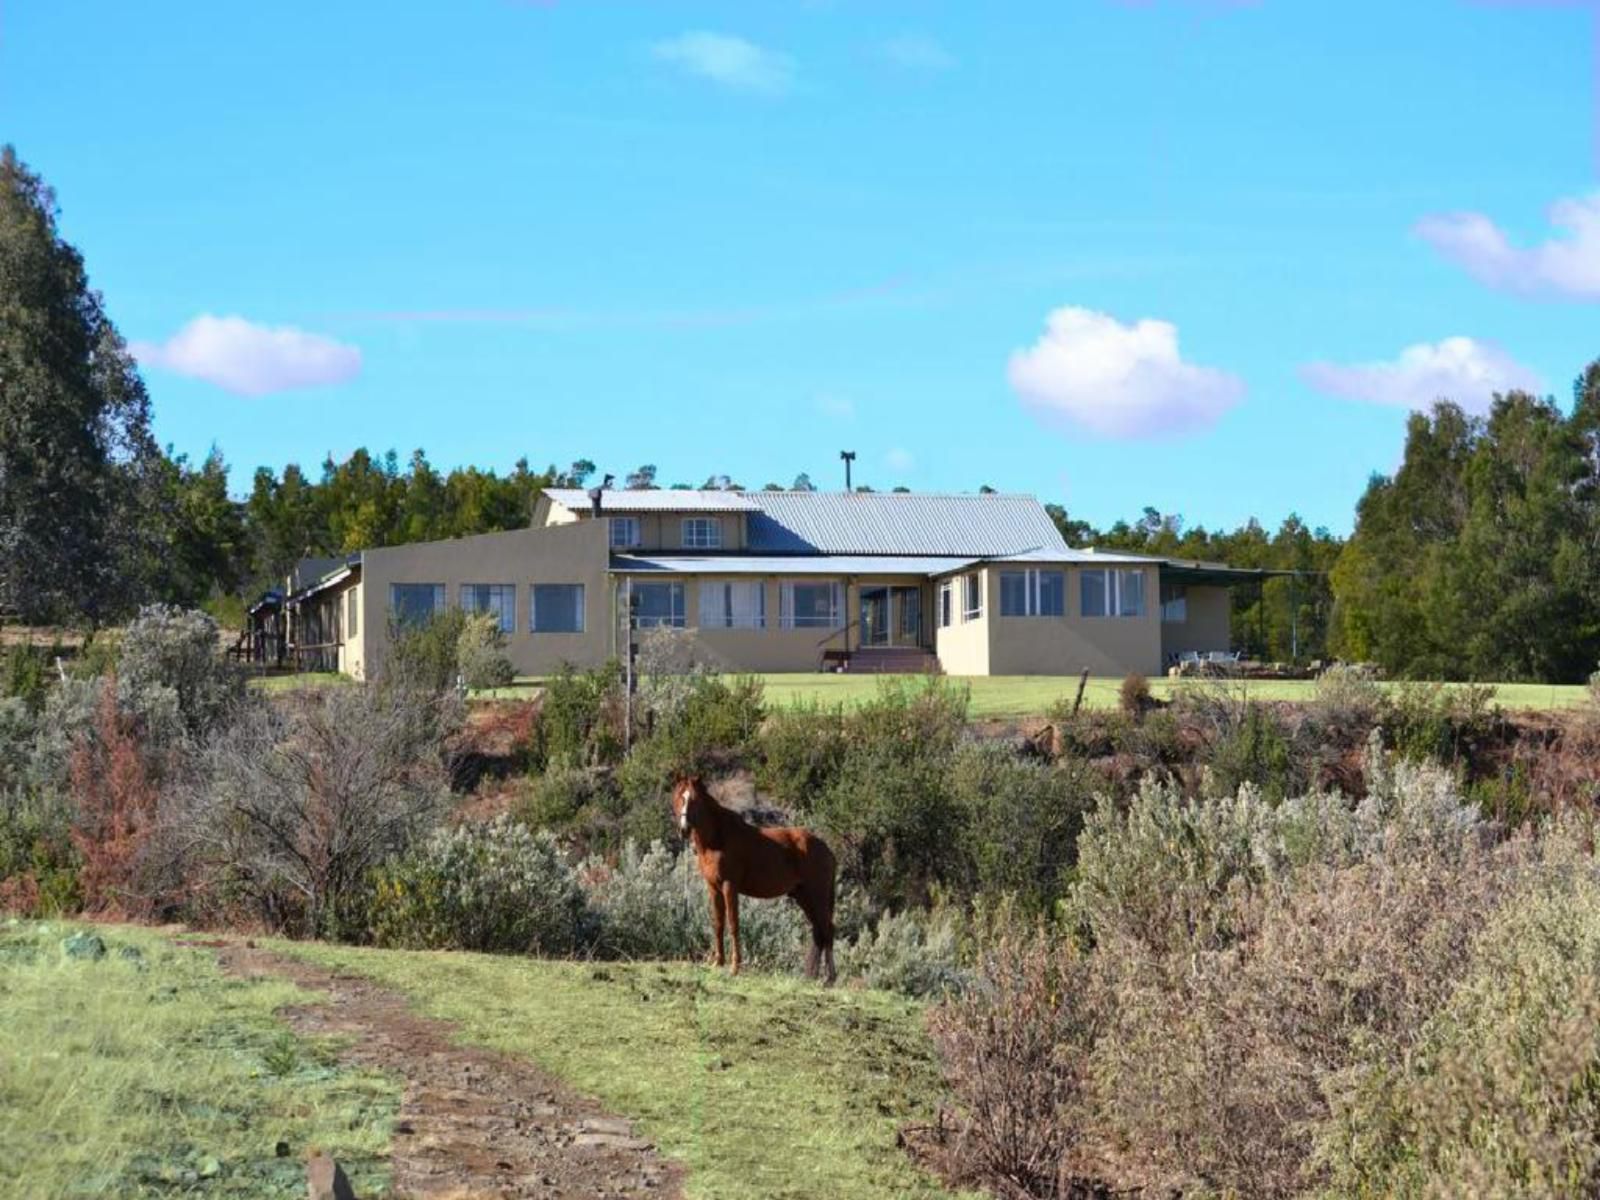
[587,473,615,517]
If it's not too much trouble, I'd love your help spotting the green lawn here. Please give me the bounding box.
[0,922,399,1199]
[475,673,1591,717]
[271,940,968,1200]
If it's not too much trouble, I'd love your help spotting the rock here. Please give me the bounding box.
[305,1151,358,1200]
[61,932,106,961]
[197,1155,222,1178]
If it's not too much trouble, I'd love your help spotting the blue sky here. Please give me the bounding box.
[6,1,1597,533]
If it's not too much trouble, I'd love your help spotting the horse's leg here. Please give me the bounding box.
[707,882,726,968]
[722,882,741,976]
[791,887,820,979]
[818,864,838,987]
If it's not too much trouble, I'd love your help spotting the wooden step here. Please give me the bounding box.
[843,647,941,675]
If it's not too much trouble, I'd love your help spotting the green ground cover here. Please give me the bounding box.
[465,673,1589,717]
[271,940,969,1200]
[0,922,398,1199]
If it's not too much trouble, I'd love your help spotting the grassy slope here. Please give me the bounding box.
[271,941,969,1200]
[0,922,399,1199]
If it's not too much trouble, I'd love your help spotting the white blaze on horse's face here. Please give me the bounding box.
[674,782,691,835]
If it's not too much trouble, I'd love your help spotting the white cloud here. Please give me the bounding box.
[885,447,915,472]
[881,34,955,71]
[815,393,855,420]
[1416,192,1600,300]
[652,32,793,95]
[1006,306,1244,439]
[132,314,362,397]
[1300,337,1542,416]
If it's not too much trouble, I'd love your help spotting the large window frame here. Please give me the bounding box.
[1080,568,1147,618]
[460,583,516,633]
[999,569,1065,617]
[346,586,359,638]
[681,517,723,550]
[629,581,686,629]
[780,581,842,629]
[698,580,766,629]
[938,580,954,629]
[961,573,982,622]
[610,516,641,549]
[390,583,445,628]
[1160,580,1188,624]
[531,583,585,633]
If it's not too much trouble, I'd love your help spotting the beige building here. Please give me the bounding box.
[279,487,1258,680]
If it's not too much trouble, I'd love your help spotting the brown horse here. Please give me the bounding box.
[670,776,837,984]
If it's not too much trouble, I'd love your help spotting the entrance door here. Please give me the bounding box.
[895,587,923,646]
[859,586,890,646]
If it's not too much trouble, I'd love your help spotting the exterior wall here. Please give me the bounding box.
[358,519,613,680]
[1159,583,1232,664]
[983,564,1164,678]
[546,503,748,552]
[616,574,926,673]
[934,570,990,675]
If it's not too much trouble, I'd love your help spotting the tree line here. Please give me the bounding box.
[4,145,1597,680]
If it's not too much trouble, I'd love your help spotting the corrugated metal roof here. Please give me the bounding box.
[611,554,982,577]
[543,487,759,513]
[744,492,1070,556]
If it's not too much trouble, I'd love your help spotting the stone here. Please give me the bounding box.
[305,1151,358,1200]
[61,932,106,961]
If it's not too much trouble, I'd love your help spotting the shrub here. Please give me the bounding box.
[950,742,1091,913]
[169,682,459,936]
[1206,701,1296,803]
[371,816,587,954]
[755,702,849,805]
[1307,662,1385,744]
[456,612,515,690]
[647,673,766,773]
[837,905,967,997]
[67,677,163,916]
[582,840,811,970]
[115,604,244,741]
[1,641,54,712]
[1383,681,1502,769]
[1118,672,1151,720]
[532,661,626,769]
[926,926,1096,1196]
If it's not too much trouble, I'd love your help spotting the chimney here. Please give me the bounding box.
[587,473,614,518]
[839,450,856,491]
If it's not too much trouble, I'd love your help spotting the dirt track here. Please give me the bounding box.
[210,941,684,1199]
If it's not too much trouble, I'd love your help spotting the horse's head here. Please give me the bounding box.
[670,775,707,837]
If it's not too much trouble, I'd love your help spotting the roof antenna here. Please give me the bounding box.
[839,450,856,491]
[588,472,614,517]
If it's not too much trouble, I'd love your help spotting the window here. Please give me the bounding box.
[899,589,922,639]
[629,581,685,628]
[698,580,765,629]
[938,580,953,628]
[682,518,722,549]
[1080,569,1146,618]
[610,516,641,549]
[780,581,842,629]
[346,587,359,638]
[1160,581,1188,624]
[962,573,982,621]
[531,583,585,633]
[999,569,1065,617]
[390,583,445,627]
[461,583,516,633]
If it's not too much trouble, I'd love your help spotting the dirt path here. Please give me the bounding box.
[208,941,684,1200]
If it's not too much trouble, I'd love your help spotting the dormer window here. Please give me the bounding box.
[682,517,722,549]
[610,516,641,549]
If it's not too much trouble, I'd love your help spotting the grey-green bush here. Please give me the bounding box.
[372,816,587,954]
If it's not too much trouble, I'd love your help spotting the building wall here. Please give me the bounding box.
[1159,584,1233,664]
[983,564,1164,678]
[358,519,613,680]
[934,570,990,675]
[542,501,748,552]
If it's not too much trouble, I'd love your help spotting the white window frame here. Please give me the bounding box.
[531,583,585,633]
[1081,568,1146,618]
[961,573,982,622]
[346,586,359,638]
[460,583,516,633]
[938,580,954,628]
[1000,569,1065,617]
[610,516,641,549]
[630,581,686,629]
[698,580,766,629]
[681,517,723,549]
[779,581,842,629]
